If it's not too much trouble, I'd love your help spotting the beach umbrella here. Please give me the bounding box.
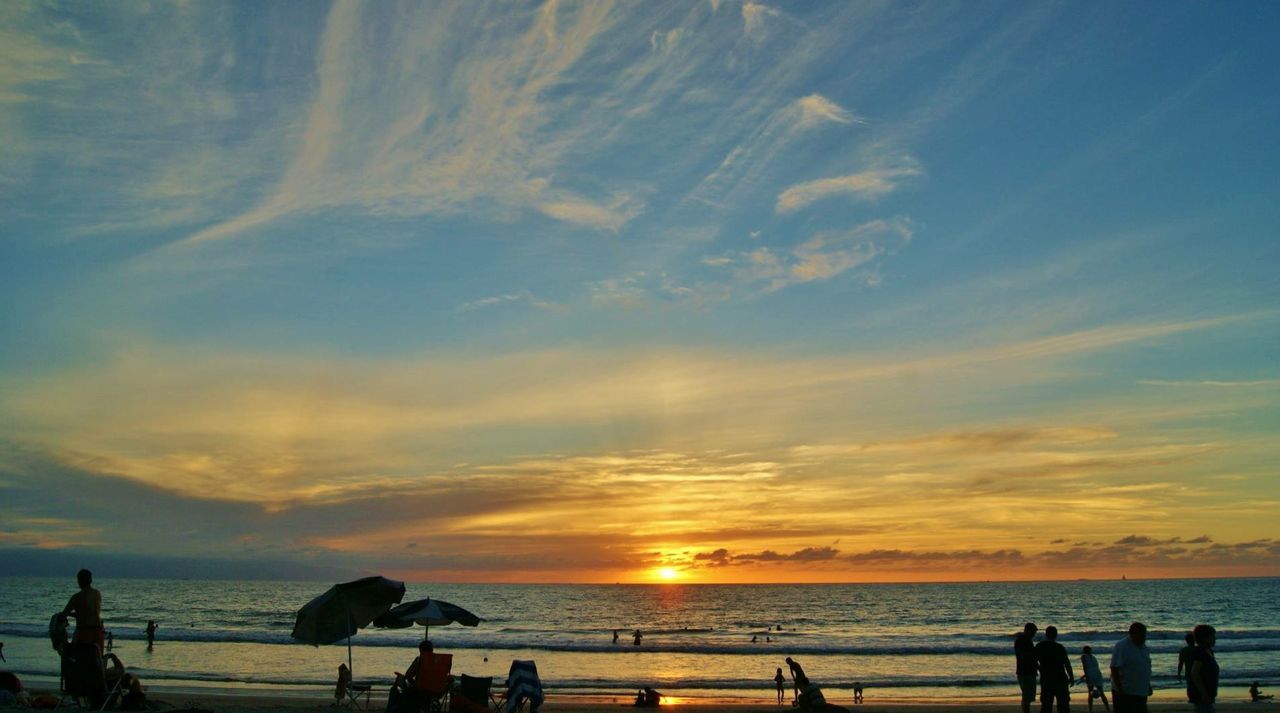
[373,597,482,638]
[292,575,406,677]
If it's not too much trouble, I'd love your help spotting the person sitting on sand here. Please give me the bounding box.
[795,675,826,713]
[634,687,662,707]
[1251,683,1274,702]
[104,653,146,710]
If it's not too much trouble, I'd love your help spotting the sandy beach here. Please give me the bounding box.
[17,682,1276,713]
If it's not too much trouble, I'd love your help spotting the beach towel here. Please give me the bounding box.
[504,660,543,713]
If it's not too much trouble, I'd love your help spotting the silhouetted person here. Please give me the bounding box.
[795,675,826,713]
[633,630,643,646]
[63,569,104,654]
[786,657,806,703]
[145,620,157,649]
[0,642,5,662]
[1110,622,1152,713]
[1188,625,1218,713]
[1177,632,1195,702]
[1036,626,1074,713]
[634,687,661,707]
[774,668,785,705]
[107,630,114,651]
[1016,623,1039,713]
[854,682,864,704]
[1078,646,1110,713]
[613,629,619,644]
[1250,682,1273,702]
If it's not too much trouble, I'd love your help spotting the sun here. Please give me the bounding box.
[656,567,680,581]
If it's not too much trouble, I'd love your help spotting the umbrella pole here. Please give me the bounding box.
[347,633,353,679]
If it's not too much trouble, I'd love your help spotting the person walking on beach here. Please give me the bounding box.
[1177,632,1196,702]
[1078,646,1110,713]
[1188,625,1218,713]
[774,668,786,705]
[854,682,864,704]
[145,620,157,649]
[1015,623,1039,713]
[1035,626,1074,713]
[62,568,105,654]
[786,657,806,703]
[1110,622,1152,713]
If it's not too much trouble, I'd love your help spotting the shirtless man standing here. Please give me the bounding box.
[62,569,104,654]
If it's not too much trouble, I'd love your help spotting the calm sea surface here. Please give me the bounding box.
[1,577,1276,702]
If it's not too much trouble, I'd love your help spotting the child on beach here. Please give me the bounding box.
[1078,646,1111,713]
[775,668,786,705]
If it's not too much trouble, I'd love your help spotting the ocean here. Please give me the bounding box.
[1,577,1276,703]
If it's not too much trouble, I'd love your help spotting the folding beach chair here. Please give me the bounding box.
[336,663,374,710]
[392,652,452,713]
[56,642,122,711]
[490,660,542,713]
[452,675,492,713]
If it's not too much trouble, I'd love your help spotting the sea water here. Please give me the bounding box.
[1,577,1276,703]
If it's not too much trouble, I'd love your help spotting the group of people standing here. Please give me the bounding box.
[1016,621,1221,713]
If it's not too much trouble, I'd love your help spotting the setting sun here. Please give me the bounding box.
[656,567,679,581]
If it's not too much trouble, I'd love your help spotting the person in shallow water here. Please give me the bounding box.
[633,630,643,646]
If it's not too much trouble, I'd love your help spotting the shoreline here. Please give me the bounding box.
[19,680,1278,711]
[19,684,1279,713]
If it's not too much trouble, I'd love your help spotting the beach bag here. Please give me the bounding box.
[30,694,60,709]
[121,689,147,710]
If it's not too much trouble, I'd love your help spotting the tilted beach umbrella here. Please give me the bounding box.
[292,575,406,678]
[373,597,482,638]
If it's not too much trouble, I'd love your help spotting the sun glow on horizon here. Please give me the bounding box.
[656,567,680,581]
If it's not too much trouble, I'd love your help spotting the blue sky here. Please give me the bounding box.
[1,1,1277,582]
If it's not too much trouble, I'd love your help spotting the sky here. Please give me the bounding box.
[1,0,1278,584]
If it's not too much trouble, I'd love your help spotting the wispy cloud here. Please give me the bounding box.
[538,194,644,232]
[1138,378,1280,388]
[776,166,921,213]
